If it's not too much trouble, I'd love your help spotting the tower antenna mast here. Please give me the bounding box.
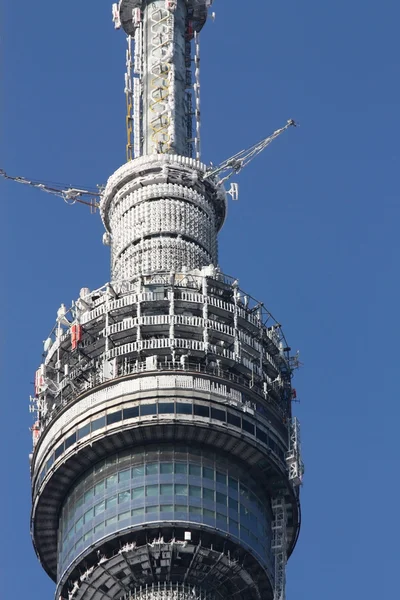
[23,4,303,600]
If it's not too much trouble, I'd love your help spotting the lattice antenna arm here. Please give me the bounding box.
[203,119,297,185]
[0,169,101,209]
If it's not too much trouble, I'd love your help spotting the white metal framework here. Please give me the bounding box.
[0,169,100,209]
[271,497,287,600]
[271,417,303,600]
[193,30,201,160]
[286,417,304,487]
[204,120,296,185]
[29,267,296,436]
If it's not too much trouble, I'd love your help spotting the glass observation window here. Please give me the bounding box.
[160,463,173,474]
[58,445,272,576]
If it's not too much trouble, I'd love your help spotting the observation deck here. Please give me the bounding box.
[30,268,301,600]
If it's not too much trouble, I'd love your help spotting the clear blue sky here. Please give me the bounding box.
[1,0,399,598]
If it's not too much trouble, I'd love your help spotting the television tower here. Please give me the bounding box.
[27,2,303,600]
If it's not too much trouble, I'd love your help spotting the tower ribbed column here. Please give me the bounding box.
[101,155,225,280]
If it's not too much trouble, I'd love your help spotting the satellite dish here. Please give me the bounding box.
[43,337,53,352]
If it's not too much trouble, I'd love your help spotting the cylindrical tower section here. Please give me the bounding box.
[101,155,226,280]
[56,446,274,584]
[30,272,301,600]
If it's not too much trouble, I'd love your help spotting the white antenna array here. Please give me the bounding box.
[0,119,295,211]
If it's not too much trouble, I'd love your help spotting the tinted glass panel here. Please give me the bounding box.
[94,522,104,534]
[189,464,201,476]
[211,407,226,422]
[228,497,238,511]
[106,496,117,509]
[189,506,202,515]
[107,410,122,425]
[189,485,201,497]
[106,474,117,487]
[65,432,76,449]
[84,508,94,522]
[132,465,145,477]
[242,419,255,435]
[203,467,214,480]
[194,404,209,418]
[216,471,226,485]
[94,481,105,495]
[159,402,175,414]
[123,406,139,419]
[94,501,105,516]
[132,486,144,500]
[175,484,188,495]
[46,455,55,470]
[146,485,158,497]
[55,443,64,459]
[203,488,214,501]
[175,463,187,474]
[118,491,130,504]
[77,423,90,439]
[256,427,268,444]
[227,413,241,428]
[91,416,105,431]
[119,469,130,483]
[176,403,192,414]
[146,463,158,475]
[228,477,238,491]
[217,512,227,525]
[140,404,157,416]
[160,463,173,474]
[216,492,226,505]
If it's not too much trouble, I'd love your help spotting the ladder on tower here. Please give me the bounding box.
[285,416,304,486]
[272,416,303,600]
[271,496,287,600]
